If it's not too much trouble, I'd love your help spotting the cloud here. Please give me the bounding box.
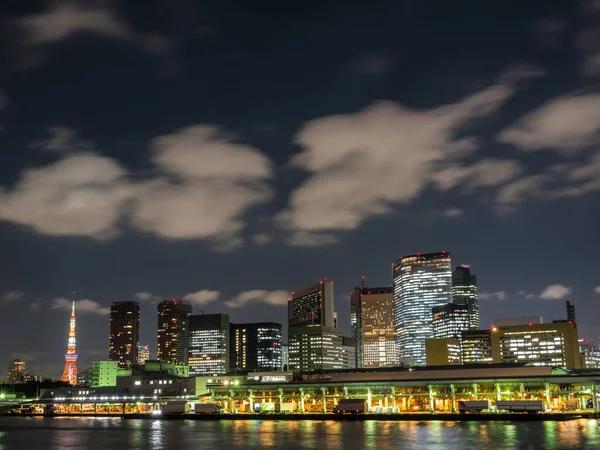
[30,126,94,154]
[183,289,220,306]
[134,292,154,301]
[29,302,41,313]
[0,153,133,238]
[594,286,600,294]
[441,207,464,218]
[0,124,274,247]
[479,291,507,301]
[17,1,172,67]
[252,233,272,245]
[286,231,342,247]
[539,284,571,300]
[498,94,600,153]
[11,351,47,361]
[224,290,289,308]
[278,66,541,244]
[51,297,110,315]
[130,125,273,242]
[3,290,24,304]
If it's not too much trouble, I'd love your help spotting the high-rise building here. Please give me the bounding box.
[490,321,583,369]
[7,359,26,384]
[61,301,78,385]
[230,322,282,373]
[188,314,229,376]
[393,252,453,366]
[281,343,289,371]
[452,265,480,330]
[432,303,470,339]
[108,301,140,369]
[137,345,150,365]
[157,300,193,364]
[288,281,334,327]
[342,337,357,369]
[461,329,493,363]
[350,286,397,368]
[90,361,118,388]
[566,300,576,322]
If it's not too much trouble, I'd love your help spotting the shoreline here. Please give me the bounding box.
[2,412,594,421]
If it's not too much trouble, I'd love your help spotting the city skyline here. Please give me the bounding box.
[2,0,600,378]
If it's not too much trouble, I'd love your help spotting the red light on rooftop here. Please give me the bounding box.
[361,276,365,279]
[529,322,532,326]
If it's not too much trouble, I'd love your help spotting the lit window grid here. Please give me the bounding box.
[498,330,568,367]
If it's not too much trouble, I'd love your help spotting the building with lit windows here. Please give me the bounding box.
[157,299,193,364]
[137,345,150,365]
[451,265,479,330]
[188,314,229,376]
[7,359,26,384]
[461,329,493,363]
[342,337,357,369]
[490,321,583,369]
[109,301,140,369]
[288,325,346,371]
[350,286,397,368]
[432,303,470,339]
[230,322,282,373]
[281,344,289,371]
[288,281,334,327]
[393,252,453,366]
[425,338,462,366]
[90,361,118,388]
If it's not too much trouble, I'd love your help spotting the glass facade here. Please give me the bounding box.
[393,252,453,366]
[432,303,470,339]
[230,322,283,372]
[452,265,480,330]
[157,300,192,364]
[188,314,229,376]
[109,301,140,369]
[461,329,493,363]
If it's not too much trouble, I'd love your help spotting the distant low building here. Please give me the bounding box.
[461,329,492,364]
[139,360,189,378]
[90,361,119,388]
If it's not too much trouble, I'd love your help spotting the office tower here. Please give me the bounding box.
[393,252,453,366]
[425,338,462,366]
[61,301,78,385]
[490,321,582,369]
[137,345,150,365]
[288,281,334,327]
[230,322,282,373]
[333,312,338,328]
[452,265,480,330]
[432,303,470,339]
[281,344,289,371]
[342,337,357,369]
[108,301,140,368]
[350,286,397,368]
[461,329,493,363]
[188,314,229,375]
[90,361,118,388]
[288,280,344,371]
[566,300,576,322]
[7,359,26,384]
[157,299,193,364]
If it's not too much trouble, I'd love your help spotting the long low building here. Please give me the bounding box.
[204,364,600,414]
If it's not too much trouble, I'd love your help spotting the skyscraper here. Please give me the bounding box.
[393,252,453,366]
[350,286,397,368]
[432,303,470,339]
[157,299,193,364]
[461,329,492,363]
[566,300,576,322]
[7,359,26,384]
[137,345,150,365]
[230,322,283,372]
[61,301,78,385]
[188,314,229,375]
[288,281,334,327]
[108,301,140,368]
[452,265,480,330]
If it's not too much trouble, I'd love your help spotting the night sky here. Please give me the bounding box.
[1,0,599,379]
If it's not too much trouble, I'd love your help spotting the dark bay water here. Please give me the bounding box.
[1,417,599,449]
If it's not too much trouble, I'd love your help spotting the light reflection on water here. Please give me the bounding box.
[0,417,598,449]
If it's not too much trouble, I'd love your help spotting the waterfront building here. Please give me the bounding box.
[108,301,140,369]
[494,317,543,326]
[490,321,583,369]
[7,359,26,384]
[288,325,345,371]
[137,359,189,377]
[137,345,150,365]
[393,252,453,366]
[288,281,334,327]
[432,303,470,339]
[425,338,462,366]
[157,299,193,364]
[566,300,576,322]
[230,322,282,373]
[461,329,493,363]
[61,301,78,386]
[188,314,229,376]
[342,337,357,369]
[451,265,480,330]
[77,370,90,387]
[90,361,118,388]
[350,286,396,368]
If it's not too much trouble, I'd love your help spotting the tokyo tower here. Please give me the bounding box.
[61,301,78,385]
